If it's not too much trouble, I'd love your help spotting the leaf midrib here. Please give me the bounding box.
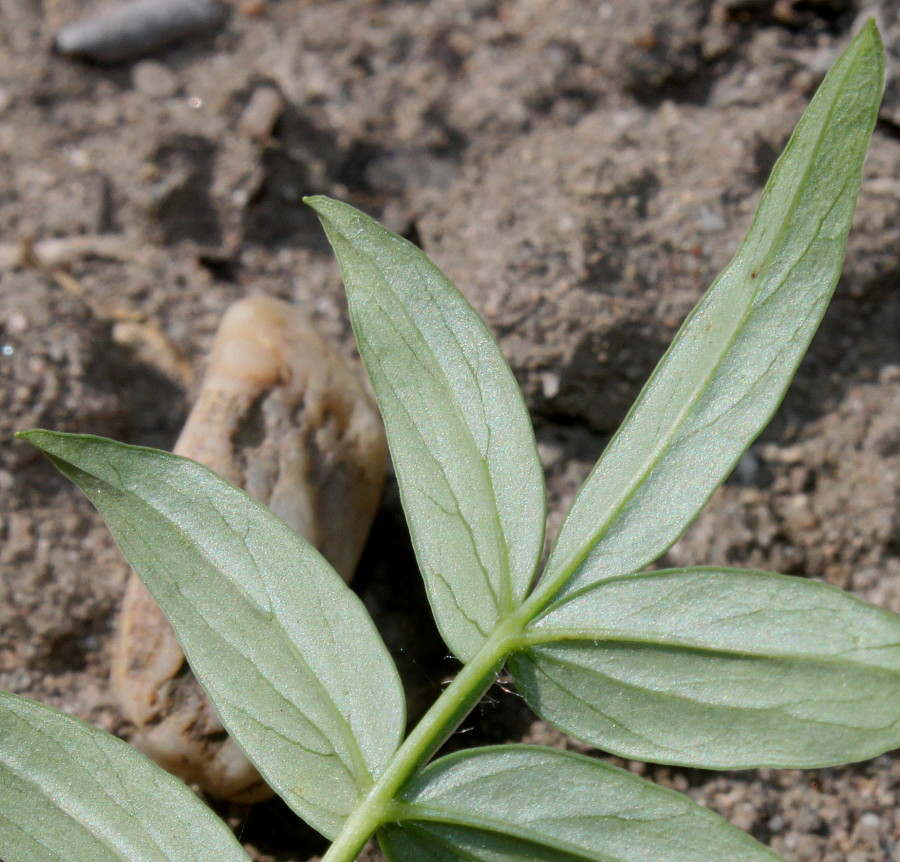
[523,633,900,679]
[531,645,899,723]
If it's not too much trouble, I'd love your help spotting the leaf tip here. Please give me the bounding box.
[859,15,882,42]
[303,195,343,223]
[304,195,354,238]
[15,428,51,447]
[850,15,885,73]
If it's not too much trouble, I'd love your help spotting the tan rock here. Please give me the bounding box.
[111,294,387,801]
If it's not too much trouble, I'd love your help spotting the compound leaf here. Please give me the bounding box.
[19,431,405,840]
[0,691,251,862]
[537,22,884,602]
[379,746,782,861]
[307,196,545,662]
[511,568,900,768]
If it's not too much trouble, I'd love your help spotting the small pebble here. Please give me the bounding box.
[879,364,900,384]
[761,442,806,465]
[858,812,881,829]
[739,488,764,505]
[55,0,228,64]
[65,147,93,170]
[131,60,178,98]
[239,86,283,141]
[784,493,818,532]
[696,205,726,232]
[540,371,561,399]
[7,312,28,334]
[733,449,760,484]
[238,0,266,15]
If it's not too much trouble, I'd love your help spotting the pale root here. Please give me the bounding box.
[111,295,387,801]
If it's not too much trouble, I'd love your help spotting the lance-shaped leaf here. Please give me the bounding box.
[379,746,782,861]
[536,22,884,603]
[0,691,251,862]
[511,568,900,769]
[306,196,545,661]
[18,431,405,840]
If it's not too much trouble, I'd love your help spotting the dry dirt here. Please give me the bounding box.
[1,0,899,860]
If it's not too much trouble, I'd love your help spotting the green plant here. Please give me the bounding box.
[2,21,896,862]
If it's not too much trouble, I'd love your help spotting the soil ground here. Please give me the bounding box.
[1,0,899,860]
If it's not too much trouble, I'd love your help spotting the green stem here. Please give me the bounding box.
[321,616,525,862]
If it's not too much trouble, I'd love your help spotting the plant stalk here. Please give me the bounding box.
[320,617,524,862]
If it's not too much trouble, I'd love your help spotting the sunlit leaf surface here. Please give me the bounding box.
[19,431,405,840]
[0,691,252,862]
